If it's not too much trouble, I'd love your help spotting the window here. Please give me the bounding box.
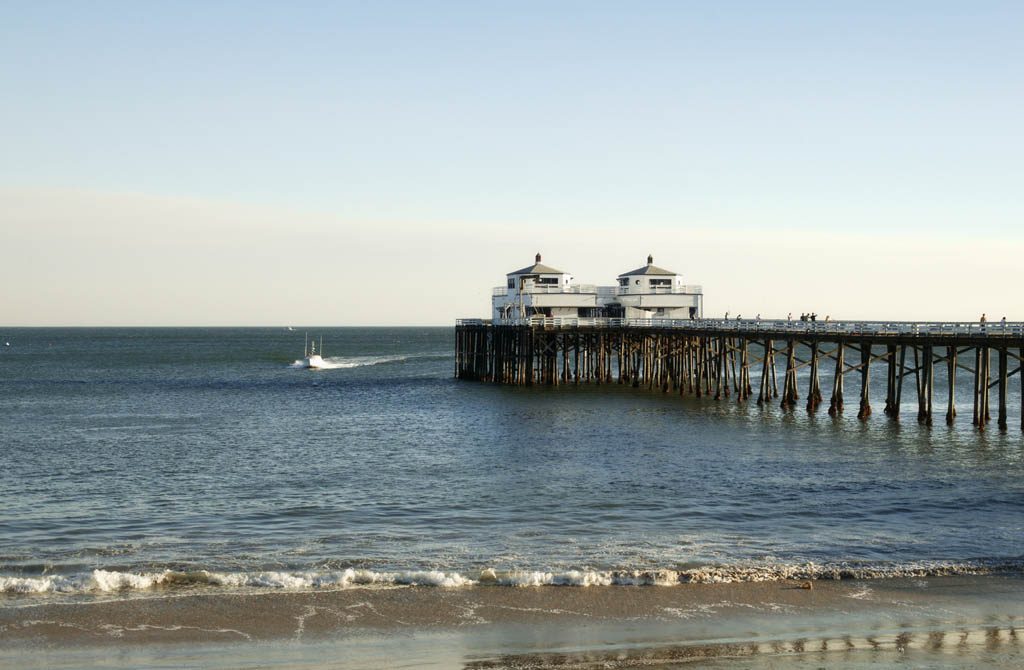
[618,277,629,287]
[649,278,671,287]
[508,279,515,289]
[537,277,558,285]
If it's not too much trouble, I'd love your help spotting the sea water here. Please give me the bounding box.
[0,327,1022,594]
[2,327,1024,667]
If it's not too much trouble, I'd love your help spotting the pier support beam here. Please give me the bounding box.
[828,342,845,415]
[857,341,872,419]
[893,345,905,421]
[884,345,897,416]
[946,346,956,425]
[781,340,798,409]
[923,344,934,426]
[757,339,773,405]
[806,341,822,412]
[998,347,1008,430]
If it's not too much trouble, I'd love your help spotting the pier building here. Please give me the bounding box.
[492,254,599,321]
[614,255,703,320]
[492,254,703,321]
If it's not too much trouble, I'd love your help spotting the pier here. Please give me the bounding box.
[455,318,1024,430]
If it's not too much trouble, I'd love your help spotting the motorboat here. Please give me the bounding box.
[301,334,325,369]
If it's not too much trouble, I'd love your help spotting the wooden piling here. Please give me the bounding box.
[946,345,956,425]
[829,342,845,415]
[998,347,1008,430]
[456,322,1024,431]
[857,341,872,419]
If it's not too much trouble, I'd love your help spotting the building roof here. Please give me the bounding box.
[618,255,678,277]
[507,253,565,276]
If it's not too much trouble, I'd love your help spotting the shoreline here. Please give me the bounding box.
[2,574,1022,668]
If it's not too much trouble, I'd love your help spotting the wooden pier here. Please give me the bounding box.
[455,318,1024,430]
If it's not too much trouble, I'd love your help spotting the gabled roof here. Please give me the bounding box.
[618,255,678,277]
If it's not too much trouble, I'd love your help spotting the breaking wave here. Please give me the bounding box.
[3,559,1022,595]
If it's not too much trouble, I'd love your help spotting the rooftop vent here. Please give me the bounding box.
[647,254,653,265]
[536,252,542,263]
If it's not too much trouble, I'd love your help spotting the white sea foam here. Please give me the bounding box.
[2,559,1022,596]
[287,354,416,370]
[0,575,80,594]
[90,569,164,591]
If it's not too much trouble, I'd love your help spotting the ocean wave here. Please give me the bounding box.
[2,559,1023,596]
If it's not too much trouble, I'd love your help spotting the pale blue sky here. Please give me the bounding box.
[2,2,1022,324]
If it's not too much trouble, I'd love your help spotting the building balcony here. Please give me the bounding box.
[617,285,703,296]
[493,284,597,296]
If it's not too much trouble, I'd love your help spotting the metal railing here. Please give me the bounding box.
[617,285,703,296]
[494,284,703,297]
[493,284,597,296]
[456,317,1024,337]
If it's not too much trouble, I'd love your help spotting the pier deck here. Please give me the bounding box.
[455,318,1024,430]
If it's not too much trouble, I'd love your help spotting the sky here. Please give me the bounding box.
[2,1,1022,325]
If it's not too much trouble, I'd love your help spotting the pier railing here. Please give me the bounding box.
[456,317,1024,337]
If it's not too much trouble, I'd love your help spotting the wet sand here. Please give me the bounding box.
[2,575,1022,668]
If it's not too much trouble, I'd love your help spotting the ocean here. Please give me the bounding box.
[1,327,1022,668]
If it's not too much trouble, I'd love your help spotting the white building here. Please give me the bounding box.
[492,253,703,321]
[613,255,703,319]
[492,254,599,320]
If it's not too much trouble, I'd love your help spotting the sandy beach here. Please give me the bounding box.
[2,574,1021,668]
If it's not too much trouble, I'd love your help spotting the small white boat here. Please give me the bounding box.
[301,333,325,369]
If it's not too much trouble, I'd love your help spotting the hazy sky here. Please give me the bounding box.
[2,2,1022,325]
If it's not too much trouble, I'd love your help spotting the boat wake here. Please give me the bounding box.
[287,354,427,370]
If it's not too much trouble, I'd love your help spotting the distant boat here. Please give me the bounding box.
[300,333,325,369]
[287,327,296,331]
